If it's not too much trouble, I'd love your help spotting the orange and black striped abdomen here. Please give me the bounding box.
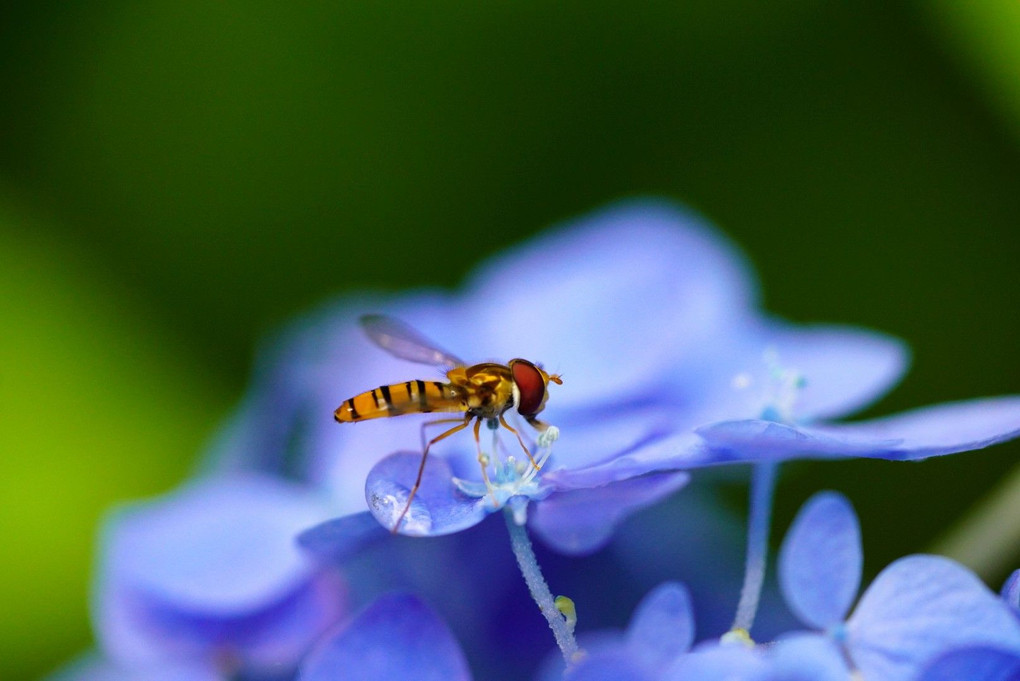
[334,380,464,422]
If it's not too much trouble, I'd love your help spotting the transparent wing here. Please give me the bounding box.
[359,314,465,368]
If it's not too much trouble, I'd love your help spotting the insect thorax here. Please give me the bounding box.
[452,363,516,419]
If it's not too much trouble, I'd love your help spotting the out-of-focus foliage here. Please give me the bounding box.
[0,1,1018,679]
[922,0,1020,141]
[0,198,230,679]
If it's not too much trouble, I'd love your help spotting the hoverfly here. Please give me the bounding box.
[335,314,562,531]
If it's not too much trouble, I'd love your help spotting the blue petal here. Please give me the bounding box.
[565,649,656,681]
[667,636,849,681]
[1003,569,1020,612]
[529,471,690,555]
[625,582,695,670]
[767,634,850,680]
[463,199,757,410]
[96,474,343,667]
[695,419,892,462]
[534,630,628,681]
[108,476,329,612]
[847,555,1020,681]
[541,405,683,482]
[365,451,490,536]
[564,430,724,475]
[613,487,754,641]
[665,643,764,681]
[778,491,861,629]
[297,511,389,565]
[697,396,1020,462]
[203,293,419,479]
[299,593,471,681]
[719,322,908,423]
[778,324,907,422]
[544,418,719,490]
[917,646,1020,681]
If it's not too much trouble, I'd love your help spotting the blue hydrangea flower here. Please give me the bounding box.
[212,199,1020,558]
[303,508,596,681]
[562,492,1020,681]
[48,198,1020,681]
[299,593,471,681]
[215,200,750,554]
[776,491,1020,681]
[539,581,845,681]
[574,319,1020,479]
[357,448,689,554]
[87,474,346,676]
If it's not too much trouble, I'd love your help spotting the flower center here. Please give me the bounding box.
[827,621,848,644]
[731,348,806,423]
[453,432,556,524]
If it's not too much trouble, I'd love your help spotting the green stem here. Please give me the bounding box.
[932,461,1020,580]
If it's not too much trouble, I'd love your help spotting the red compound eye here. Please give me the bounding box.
[511,360,546,416]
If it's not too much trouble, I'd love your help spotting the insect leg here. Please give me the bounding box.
[419,416,468,452]
[525,415,552,431]
[498,413,540,470]
[472,417,498,507]
[392,413,473,533]
[507,412,538,451]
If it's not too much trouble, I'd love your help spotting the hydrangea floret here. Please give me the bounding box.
[298,593,471,681]
[91,475,345,677]
[543,491,1020,681]
[775,491,1020,681]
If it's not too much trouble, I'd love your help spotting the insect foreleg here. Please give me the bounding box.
[524,415,552,432]
[526,415,561,448]
[498,414,540,470]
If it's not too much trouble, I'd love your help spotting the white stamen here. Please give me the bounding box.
[730,348,806,423]
[732,372,753,390]
[537,425,559,448]
[453,428,556,506]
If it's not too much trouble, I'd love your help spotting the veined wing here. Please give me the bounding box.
[359,314,465,368]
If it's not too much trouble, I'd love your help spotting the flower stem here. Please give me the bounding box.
[503,508,579,664]
[731,461,779,634]
[932,461,1020,580]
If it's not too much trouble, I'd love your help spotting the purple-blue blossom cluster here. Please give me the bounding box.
[51,201,1020,680]
[560,492,1020,681]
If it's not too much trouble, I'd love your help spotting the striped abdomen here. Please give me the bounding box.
[334,380,464,422]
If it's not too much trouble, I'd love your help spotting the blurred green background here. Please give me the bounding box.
[1,1,1019,678]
